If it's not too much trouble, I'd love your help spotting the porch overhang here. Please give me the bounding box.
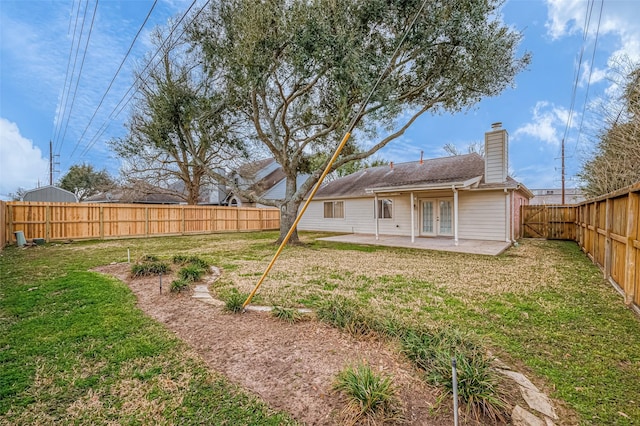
[364,176,482,195]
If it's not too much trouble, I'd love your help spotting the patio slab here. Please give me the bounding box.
[316,234,512,256]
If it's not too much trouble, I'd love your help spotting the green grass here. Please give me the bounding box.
[0,236,295,424]
[271,306,304,324]
[1,232,639,424]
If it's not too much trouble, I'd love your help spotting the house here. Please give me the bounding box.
[297,123,533,243]
[225,158,309,208]
[22,185,78,203]
[529,188,585,205]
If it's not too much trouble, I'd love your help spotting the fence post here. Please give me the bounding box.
[624,191,638,305]
[604,199,612,280]
[99,206,104,240]
[8,204,14,243]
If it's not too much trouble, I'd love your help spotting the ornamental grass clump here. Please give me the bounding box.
[333,362,401,424]
[271,306,303,324]
[170,278,190,293]
[315,296,373,336]
[178,264,205,282]
[400,327,507,423]
[223,289,247,313]
[130,258,170,277]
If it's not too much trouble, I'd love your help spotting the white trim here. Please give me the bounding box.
[410,192,415,243]
[453,187,459,245]
[374,193,379,240]
[365,176,482,194]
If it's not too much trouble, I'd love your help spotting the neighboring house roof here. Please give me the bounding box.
[22,185,78,203]
[313,153,532,199]
[229,158,310,203]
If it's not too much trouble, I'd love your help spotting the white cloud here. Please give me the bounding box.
[0,118,49,197]
[513,101,572,146]
[545,0,640,60]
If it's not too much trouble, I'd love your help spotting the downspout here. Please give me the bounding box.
[452,186,459,246]
[374,193,379,240]
[410,191,415,243]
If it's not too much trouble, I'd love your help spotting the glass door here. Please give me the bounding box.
[421,200,436,236]
[438,199,453,236]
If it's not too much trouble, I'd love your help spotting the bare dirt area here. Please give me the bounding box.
[94,263,454,425]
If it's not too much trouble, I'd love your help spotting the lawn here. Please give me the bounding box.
[1,232,638,424]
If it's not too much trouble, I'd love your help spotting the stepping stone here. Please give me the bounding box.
[520,387,558,420]
[512,405,545,426]
[499,369,539,391]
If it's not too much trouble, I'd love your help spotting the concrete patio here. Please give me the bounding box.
[317,234,512,256]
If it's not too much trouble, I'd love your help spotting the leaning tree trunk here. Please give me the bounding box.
[277,198,301,245]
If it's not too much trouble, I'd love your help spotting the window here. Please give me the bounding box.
[376,199,393,219]
[323,201,344,218]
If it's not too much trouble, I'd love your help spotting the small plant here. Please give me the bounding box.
[173,255,209,270]
[130,261,170,277]
[400,327,507,422]
[316,296,372,336]
[178,264,205,282]
[271,306,303,324]
[172,254,190,265]
[223,289,247,313]
[141,254,159,262]
[170,279,189,293]
[333,362,400,424]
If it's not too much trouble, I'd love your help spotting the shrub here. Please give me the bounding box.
[172,254,190,265]
[400,328,507,422]
[178,265,205,282]
[316,296,373,336]
[271,306,303,324]
[333,362,400,424]
[223,289,247,313]
[130,261,170,277]
[170,279,189,293]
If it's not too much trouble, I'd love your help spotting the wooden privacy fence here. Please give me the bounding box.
[3,202,280,244]
[521,204,577,240]
[522,182,640,310]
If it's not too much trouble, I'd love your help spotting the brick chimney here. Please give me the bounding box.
[484,122,508,183]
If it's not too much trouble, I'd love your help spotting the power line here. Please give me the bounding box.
[70,0,160,158]
[79,0,209,158]
[574,0,605,154]
[52,0,85,151]
[58,0,99,156]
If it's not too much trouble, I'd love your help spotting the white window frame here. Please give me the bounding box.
[376,198,393,219]
[323,201,344,219]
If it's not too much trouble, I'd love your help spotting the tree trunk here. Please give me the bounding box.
[277,198,301,245]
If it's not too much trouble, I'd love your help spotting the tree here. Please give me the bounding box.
[59,164,114,201]
[190,0,530,243]
[443,142,485,157]
[578,63,640,197]
[110,26,245,205]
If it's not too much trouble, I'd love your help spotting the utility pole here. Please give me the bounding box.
[561,138,565,205]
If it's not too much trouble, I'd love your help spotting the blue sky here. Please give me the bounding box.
[1,0,639,200]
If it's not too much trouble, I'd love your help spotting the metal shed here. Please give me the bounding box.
[22,186,78,203]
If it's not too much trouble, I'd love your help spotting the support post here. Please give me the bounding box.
[604,198,612,280]
[374,193,379,240]
[453,187,459,245]
[624,191,638,305]
[410,192,415,243]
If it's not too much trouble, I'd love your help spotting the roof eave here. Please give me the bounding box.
[365,175,482,194]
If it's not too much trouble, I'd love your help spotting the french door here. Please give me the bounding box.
[420,198,453,236]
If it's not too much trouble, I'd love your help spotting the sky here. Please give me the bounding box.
[1,0,639,200]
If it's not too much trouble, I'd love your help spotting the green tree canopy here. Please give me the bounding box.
[59,164,114,201]
[185,0,530,242]
[110,26,245,205]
